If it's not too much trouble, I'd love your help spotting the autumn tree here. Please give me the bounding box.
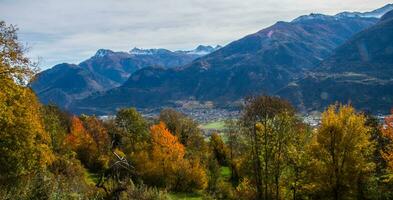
[0,21,37,84]
[210,133,229,166]
[141,121,185,187]
[66,116,100,171]
[151,122,185,163]
[363,113,393,199]
[309,105,374,200]
[285,121,312,200]
[140,122,207,191]
[240,95,295,200]
[80,115,112,170]
[0,21,54,189]
[382,109,393,172]
[159,108,207,159]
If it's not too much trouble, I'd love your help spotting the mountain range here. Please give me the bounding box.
[31,45,221,107]
[31,4,393,115]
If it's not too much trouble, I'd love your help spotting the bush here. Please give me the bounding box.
[209,180,235,200]
[121,181,169,200]
[172,159,208,192]
[235,178,256,200]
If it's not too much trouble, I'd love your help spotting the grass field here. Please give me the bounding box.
[200,121,226,130]
[220,166,231,181]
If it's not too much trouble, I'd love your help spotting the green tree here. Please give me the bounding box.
[285,122,313,200]
[210,133,229,166]
[224,119,243,185]
[115,108,150,154]
[41,104,70,153]
[364,113,393,199]
[239,95,295,200]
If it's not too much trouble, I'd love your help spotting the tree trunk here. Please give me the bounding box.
[251,125,263,199]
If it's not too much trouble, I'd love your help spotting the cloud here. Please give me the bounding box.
[0,0,391,69]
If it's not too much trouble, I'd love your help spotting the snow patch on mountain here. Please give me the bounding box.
[292,4,393,23]
[292,13,334,22]
[177,45,222,56]
[129,48,172,55]
[335,4,393,19]
[94,49,114,58]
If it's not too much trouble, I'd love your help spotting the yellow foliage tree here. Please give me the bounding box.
[309,105,374,199]
[0,21,53,187]
[382,109,393,171]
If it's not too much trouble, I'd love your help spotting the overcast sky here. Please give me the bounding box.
[0,0,391,69]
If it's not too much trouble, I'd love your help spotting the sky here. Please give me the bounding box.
[0,0,391,69]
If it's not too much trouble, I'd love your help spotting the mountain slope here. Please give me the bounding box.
[278,10,393,113]
[31,63,115,108]
[73,9,383,114]
[32,45,219,108]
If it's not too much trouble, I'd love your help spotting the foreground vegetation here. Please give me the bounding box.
[2,21,393,200]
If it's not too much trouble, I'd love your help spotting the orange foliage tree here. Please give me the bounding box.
[66,116,99,171]
[151,121,185,160]
[138,122,207,191]
[81,115,111,153]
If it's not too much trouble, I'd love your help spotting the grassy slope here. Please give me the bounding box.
[200,121,226,130]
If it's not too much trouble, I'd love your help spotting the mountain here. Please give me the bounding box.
[72,6,388,114]
[335,3,393,19]
[278,10,393,114]
[176,45,222,55]
[80,46,221,85]
[30,63,115,108]
[32,45,220,108]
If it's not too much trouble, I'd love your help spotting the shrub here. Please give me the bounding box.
[121,181,169,200]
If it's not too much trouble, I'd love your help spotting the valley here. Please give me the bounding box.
[2,2,393,200]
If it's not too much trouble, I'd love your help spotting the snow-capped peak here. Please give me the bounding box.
[130,47,172,55]
[94,49,114,58]
[129,45,221,56]
[130,47,154,55]
[182,45,222,56]
[335,4,393,19]
[292,13,333,23]
[292,4,393,23]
